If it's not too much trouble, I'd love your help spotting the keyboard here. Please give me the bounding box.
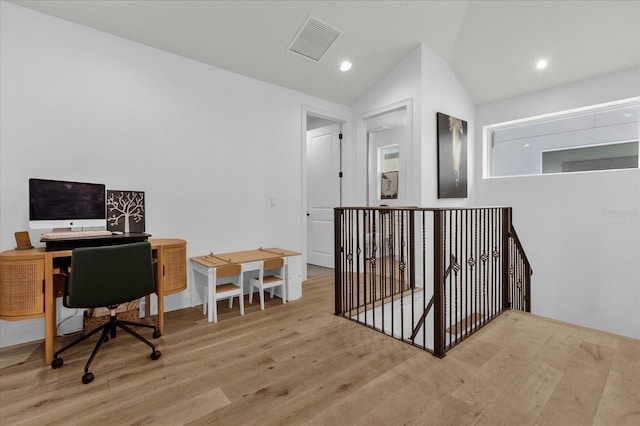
[40,230,114,240]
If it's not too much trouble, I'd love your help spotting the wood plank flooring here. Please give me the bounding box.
[1,271,639,425]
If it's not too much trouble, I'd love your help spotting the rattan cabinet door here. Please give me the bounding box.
[161,243,187,295]
[0,259,45,319]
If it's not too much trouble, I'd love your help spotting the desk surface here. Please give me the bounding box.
[0,238,186,259]
[190,247,300,267]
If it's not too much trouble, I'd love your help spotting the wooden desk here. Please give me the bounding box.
[0,238,187,365]
[190,247,301,322]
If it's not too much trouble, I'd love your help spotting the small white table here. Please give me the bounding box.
[190,247,302,322]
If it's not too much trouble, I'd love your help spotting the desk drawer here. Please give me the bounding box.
[0,259,45,319]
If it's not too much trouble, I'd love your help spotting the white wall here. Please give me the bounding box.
[475,68,640,339]
[350,46,422,206]
[419,45,476,206]
[350,44,475,207]
[350,45,475,291]
[0,2,349,347]
[350,44,474,207]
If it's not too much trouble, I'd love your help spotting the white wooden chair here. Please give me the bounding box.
[249,257,287,310]
[202,263,244,323]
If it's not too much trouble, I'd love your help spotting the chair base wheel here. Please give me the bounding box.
[150,350,161,360]
[51,357,64,369]
[82,372,94,384]
[153,330,161,339]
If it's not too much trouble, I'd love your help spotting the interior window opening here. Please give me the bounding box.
[381,146,399,173]
[484,98,640,178]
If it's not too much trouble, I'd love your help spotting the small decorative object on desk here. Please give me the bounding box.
[107,190,145,233]
[14,231,33,250]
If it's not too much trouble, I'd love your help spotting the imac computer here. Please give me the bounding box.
[29,178,107,230]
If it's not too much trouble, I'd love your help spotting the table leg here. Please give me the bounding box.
[154,247,164,336]
[44,254,55,365]
[156,289,164,335]
[208,268,215,323]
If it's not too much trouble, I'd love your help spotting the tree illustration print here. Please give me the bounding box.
[106,190,145,233]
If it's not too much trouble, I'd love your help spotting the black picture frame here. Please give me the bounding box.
[106,190,145,233]
[437,112,468,198]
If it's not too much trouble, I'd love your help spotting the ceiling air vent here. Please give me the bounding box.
[288,15,341,62]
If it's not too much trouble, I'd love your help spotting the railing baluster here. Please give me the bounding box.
[464,209,469,339]
[493,208,498,317]
[445,210,450,351]
[422,211,427,345]
[453,211,457,340]
[433,209,445,357]
[334,208,341,315]
[501,208,508,311]
[355,210,361,320]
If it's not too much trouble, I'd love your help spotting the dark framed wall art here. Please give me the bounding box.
[106,190,145,233]
[380,171,399,200]
[437,112,468,198]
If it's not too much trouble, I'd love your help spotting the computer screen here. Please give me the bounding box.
[29,178,106,230]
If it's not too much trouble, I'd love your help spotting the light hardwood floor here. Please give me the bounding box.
[1,271,638,425]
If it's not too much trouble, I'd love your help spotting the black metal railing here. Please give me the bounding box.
[334,206,532,358]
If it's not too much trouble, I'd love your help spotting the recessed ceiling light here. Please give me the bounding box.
[340,61,352,72]
[535,59,548,70]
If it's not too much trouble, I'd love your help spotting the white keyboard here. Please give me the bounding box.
[41,230,113,240]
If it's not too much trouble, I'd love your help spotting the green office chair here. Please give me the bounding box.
[51,242,161,384]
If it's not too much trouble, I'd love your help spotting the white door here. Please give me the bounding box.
[307,123,341,268]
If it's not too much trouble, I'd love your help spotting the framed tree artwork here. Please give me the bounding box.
[437,112,468,198]
[106,190,145,233]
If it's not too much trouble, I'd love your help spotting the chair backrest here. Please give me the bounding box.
[66,242,155,309]
[263,257,284,271]
[215,264,242,279]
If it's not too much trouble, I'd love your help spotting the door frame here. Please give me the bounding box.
[359,99,414,207]
[301,105,350,278]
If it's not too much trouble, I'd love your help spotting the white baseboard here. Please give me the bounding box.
[0,318,45,348]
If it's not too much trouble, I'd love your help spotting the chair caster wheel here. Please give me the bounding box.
[153,330,161,339]
[150,350,162,360]
[51,357,64,369]
[82,372,94,384]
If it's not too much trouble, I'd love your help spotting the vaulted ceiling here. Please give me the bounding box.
[10,0,640,106]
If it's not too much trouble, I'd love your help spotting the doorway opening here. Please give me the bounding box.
[303,109,347,272]
[364,106,409,206]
